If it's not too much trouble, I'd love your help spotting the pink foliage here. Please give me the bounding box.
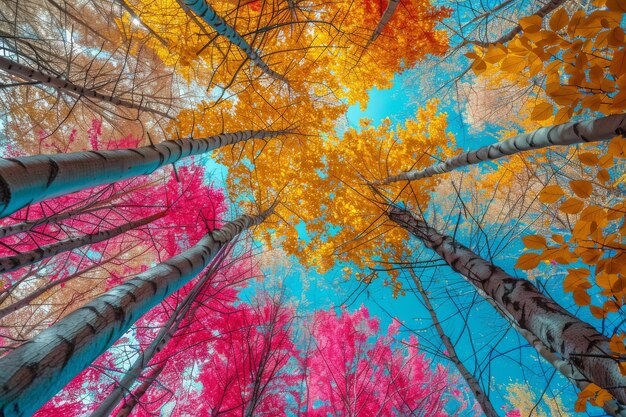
[88,119,102,150]
[0,125,226,286]
[192,294,299,417]
[299,306,452,417]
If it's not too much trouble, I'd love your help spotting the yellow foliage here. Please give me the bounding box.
[470,4,626,123]
[505,382,573,417]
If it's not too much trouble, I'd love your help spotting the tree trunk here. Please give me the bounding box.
[114,363,165,417]
[0,211,165,274]
[453,274,626,416]
[182,0,286,82]
[387,205,626,405]
[0,129,288,218]
[0,56,170,118]
[0,207,273,417]
[369,0,400,42]
[408,269,499,417]
[89,245,231,417]
[380,113,626,184]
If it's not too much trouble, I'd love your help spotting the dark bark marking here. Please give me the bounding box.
[0,175,11,206]
[56,334,75,368]
[5,158,26,169]
[90,151,108,161]
[127,149,145,158]
[103,301,124,322]
[82,305,104,321]
[46,158,59,187]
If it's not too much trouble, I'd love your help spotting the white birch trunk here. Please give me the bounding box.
[183,0,286,82]
[0,211,165,273]
[380,113,626,184]
[0,57,170,118]
[369,0,400,42]
[471,280,626,416]
[388,205,626,405]
[0,129,288,218]
[89,246,230,417]
[0,208,272,416]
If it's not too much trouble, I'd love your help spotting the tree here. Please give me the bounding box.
[379,112,626,184]
[0,129,287,217]
[297,306,454,416]
[0,206,273,416]
[386,204,626,407]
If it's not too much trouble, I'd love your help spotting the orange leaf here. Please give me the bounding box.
[472,58,487,75]
[564,268,590,291]
[569,180,593,198]
[539,184,564,203]
[578,152,599,166]
[515,253,540,270]
[610,48,626,78]
[522,235,547,249]
[597,169,610,183]
[590,305,607,319]
[552,234,565,244]
[592,388,613,407]
[608,136,626,158]
[573,287,591,306]
[560,198,584,214]
[531,101,554,121]
[549,8,569,31]
[607,0,626,12]
[520,15,543,33]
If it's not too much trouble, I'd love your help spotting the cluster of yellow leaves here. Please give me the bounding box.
[142,0,455,297]
[124,0,450,109]
[468,1,626,127]
[515,136,625,322]
[311,101,455,296]
[504,382,572,416]
[208,99,454,297]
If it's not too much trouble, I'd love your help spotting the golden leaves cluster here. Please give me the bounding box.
[468,1,626,126]
[515,136,625,323]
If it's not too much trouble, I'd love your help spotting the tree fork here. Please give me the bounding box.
[0,129,289,218]
[388,205,626,404]
[379,113,626,184]
[0,57,171,118]
[0,207,273,417]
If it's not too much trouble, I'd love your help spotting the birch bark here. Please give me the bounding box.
[0,57,170,118]
[0,129,288,218]
[380,113,626,184]
[183,0,286,81]
[369,0,400,42]
[0,208,272,416]
[388,205,626,405]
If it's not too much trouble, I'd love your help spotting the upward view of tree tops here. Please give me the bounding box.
[0,0,624,416]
